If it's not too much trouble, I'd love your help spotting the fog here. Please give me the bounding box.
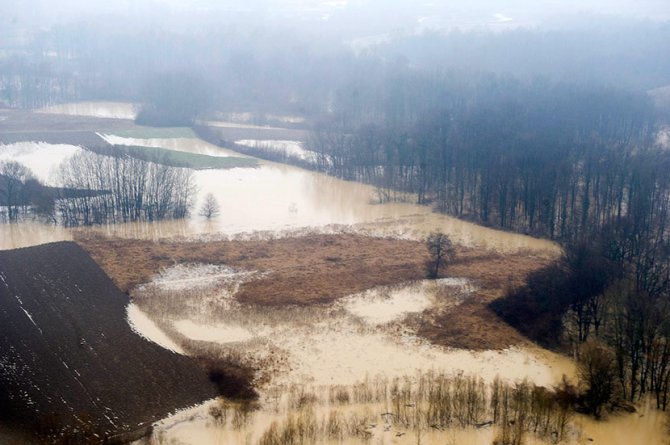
[2,0,669,119]
[3,1,670,444]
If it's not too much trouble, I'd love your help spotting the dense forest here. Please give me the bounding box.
[310,74,665,241]
[1,154,194,226]
[308,69,670,417]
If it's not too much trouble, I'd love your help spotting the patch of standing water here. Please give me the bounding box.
[146,263,255,293]
[235,139,320,164]
[137,268,572,388]
[341,278,471,325]
[0,142,82,185]
[1,135,560,256]
[269,321,570,387]
[36,102,138,119]
[141,396,668,445]
[126,303,184,354]
[0,221,73,250]
[96,133,241,158]
[173,320,255,344]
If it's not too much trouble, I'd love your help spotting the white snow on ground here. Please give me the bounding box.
[235,139,320,163]
[37,102,138,119]
[126,303,185,354]
[0,142,82,185]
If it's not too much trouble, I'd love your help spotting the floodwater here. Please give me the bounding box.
[0,221,74,249]
[130,265,579,444]
[7,104,651,445]
[36,101,138,120]
[0,141,82,185]
[1,131,559,254]
[235,139,319,163]
[130,264,667,445]
[126,303,184,354]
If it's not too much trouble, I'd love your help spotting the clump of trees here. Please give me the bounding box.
[0,160,35,221]
[492,214,670,416]
[309,78,661,242]
[56,151,194,226]
[0,160,101,223]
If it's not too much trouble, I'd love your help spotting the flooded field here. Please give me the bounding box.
[128,262,665,445]
[37,101,138,120]
[0,119,558,254]
[3,104,662,445]
[0,141,83,185]
[235,139,320,164]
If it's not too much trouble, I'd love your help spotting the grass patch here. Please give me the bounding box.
[98,145,257,170]
[109,127,196,139]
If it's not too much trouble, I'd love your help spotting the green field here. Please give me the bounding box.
[109,145,257,169]
[109,127,197,139]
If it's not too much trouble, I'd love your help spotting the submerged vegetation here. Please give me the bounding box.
[198,373,576,445]
[2,1,670,444]
[57,151,194,225]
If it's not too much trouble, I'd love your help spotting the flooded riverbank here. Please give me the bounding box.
[0,132,559,255]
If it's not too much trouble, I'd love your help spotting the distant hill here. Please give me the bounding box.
[0,242,218,442]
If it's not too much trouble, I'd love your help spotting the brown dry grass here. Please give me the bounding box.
[418,250,554,350]
[76,233,556,350]
[75,233,429,305]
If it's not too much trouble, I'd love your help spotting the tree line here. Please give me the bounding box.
[56,151,194,226]
[309,76,662,242]
[308,73,670,418]
[1,152,194,226]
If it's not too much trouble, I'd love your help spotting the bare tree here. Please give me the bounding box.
[426,232,455,279]
[0,161,34,221]
[199,193,220,219]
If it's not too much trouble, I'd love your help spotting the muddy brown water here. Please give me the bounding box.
[3,104,663,445]
[0,133,558,255]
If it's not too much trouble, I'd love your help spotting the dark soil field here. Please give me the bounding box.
[76,233,554,350]
[0,109,135,150]
[0,242,220,442]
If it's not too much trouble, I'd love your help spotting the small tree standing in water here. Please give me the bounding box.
[426,232,455,279]
[199,193,220,219]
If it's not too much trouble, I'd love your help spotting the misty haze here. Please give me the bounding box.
[1,1,670,444]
